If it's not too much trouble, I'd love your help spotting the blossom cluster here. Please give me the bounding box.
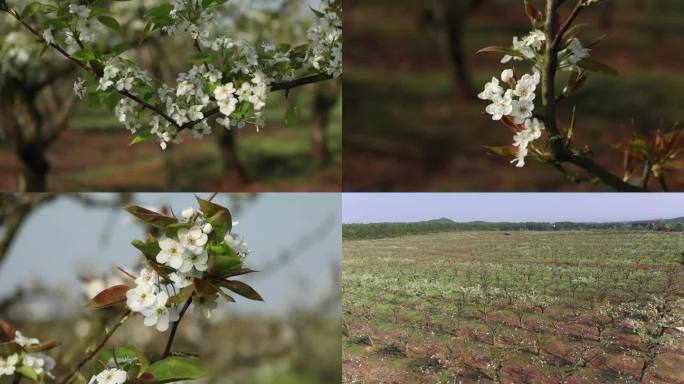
[306,0,342,78]
[125,206,250,330]
[479,26,592,168]
[501,30,590,72]
[0,331,55,379]
[479,69,545,167]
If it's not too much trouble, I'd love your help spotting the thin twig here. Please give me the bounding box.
[162,296,193,359]
[641,160,652,191]
[207,192,218,202]
[58,310,131,384]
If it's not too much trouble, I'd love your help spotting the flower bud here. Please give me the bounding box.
[202,223,213,234]
[181,207,194,219]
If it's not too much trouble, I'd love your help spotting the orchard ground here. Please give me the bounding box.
[343,0,684,191]
[0,89,341,191]
[343,230,684,383]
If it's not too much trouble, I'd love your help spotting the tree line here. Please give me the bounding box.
[343,219,684,240]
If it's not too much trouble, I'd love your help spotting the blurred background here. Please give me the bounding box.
[0,193,341,383]
[343,0,684,191]
[0,0,341,192]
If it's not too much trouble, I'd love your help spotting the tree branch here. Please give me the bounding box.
[58,310,131,384]
[161,296,192,359]
[179,73,334,131]
[541,0,641,192]
[4,6,336,136]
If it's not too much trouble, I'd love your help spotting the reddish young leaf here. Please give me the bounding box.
[24,340,61,353]
[0,320,16,342]
[192,278,218,297]
[214,280,263,302]
[125,206,178,228]
[524,0,543,24]
[86,285,132,309]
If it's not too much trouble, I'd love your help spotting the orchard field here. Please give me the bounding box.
[343,230,684,383]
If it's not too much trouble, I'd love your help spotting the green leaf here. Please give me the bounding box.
[577,58,619,76]
[112,43,130,57]
[145,357,206,383]
[21,2,45,20]
[72,48,96,62]
[169,285,194,305]
[97,15,120,31]
[145,3,173,19]
[126,206,178,228]
[131,239,160,260]
[196,196,233,237]
[213,280,263,301]
[0,342,22,357]
[17,366,38,381]
[191,52,212,61]
[99,346,149,373]
[130,131,152,145]
[85,284,131,309]
[207,252,242,278]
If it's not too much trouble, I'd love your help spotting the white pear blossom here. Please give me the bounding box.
[514,72,540,100]
[478,77,503,101]
[126,283,157,312]
[14,331,39,347]
[188,251,209,272]
[157,238,190,270]
[170,271,195,289]
[73,77,86,99]
[0,354,18,376]
[42,28,54,45]
[193,295,218,319]
[202,223,213,234]
[501,69,514,83]
[142,292,178,332]
[178,227,208,255]
[181,207,195,220]
[68,4,91,19]
[510,99,535,124]
[224,232,250,257]
[134,267,158,287]
[214,83,235,101]
[485,89,513,120]
[92,368,127,384]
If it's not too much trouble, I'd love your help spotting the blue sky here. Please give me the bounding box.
[0,193,340,316]
[342,193,684,223]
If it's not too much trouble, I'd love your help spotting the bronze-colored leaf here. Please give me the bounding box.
[86,285,132,309]
[24,340,61,353]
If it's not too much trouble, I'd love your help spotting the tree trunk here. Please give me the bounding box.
[7,87,49,192]
[218,129,249,185]
[310,81,338,165]
[441,0,485,100]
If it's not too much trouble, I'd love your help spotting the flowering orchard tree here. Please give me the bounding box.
[0,0,342,151]
[0,196,262,383]
[477,0,683,191]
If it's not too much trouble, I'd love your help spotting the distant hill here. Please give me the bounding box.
[343,217,684,240]
[421,218,455,224]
